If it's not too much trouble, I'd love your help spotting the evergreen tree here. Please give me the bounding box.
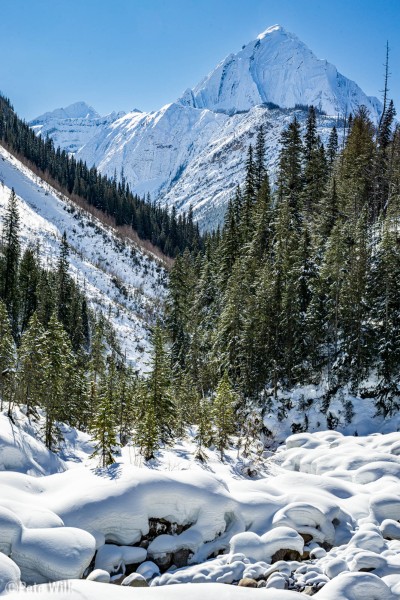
[135,381,159,461]
[136,322,174,458]
[254,125,267,192]
[337,106,375,221]
[276,117,304,228]
[212,372,236,460]
[1,189,20,337]
[88,315,107,413]
[40,313,74,450]
[90,371,118,467]
[368,211,400,414]
[18,246,39,334]
[57,232,71,330]
[17,312,45,415]
[327,125,339,170]
[166,250,195,369]
[0,300,16,412]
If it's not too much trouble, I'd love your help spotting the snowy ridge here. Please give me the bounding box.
[183,25,380,118]
[31,26,382,228]
[31,102,125,154]
[1,413,400,598]
[0,144,166,367]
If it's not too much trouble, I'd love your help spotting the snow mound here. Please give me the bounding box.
[0,413,65,476]
[229,527,304,563]
[0,554,20,594]
[94,544,147,574]
[12,526,95,584]
[3,577,398,598]
[317,572,396,600]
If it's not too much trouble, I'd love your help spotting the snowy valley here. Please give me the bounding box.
[0,9,400,600]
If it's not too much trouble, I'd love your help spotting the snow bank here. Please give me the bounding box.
[3,577,398,599]
[3,581,303,599]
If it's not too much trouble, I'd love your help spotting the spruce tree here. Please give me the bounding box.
[337,106,375,221]
[136,322,174,458]
[0,300,16,412]
[40,313,74,450]
[90,371,118,467]
[17,312,45,415]
[276,117,304,228]
[327,126,338,171]
[213,372,236,460]
[368,211,400,414]
[1,189,20,337]
[254,125,267,192]
[57,232,72,331]
[18,246,39,334]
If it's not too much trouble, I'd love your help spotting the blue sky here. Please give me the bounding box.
[1,0,399,120]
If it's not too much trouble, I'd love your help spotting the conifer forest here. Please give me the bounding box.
[1,98,399,466]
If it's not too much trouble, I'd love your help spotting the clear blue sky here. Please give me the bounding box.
[1,0,399,120]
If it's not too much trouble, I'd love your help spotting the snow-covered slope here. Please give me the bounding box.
[31,26,382,229]
[0,144,166,367]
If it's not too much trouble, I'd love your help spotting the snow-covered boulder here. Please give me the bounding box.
[121,573,148,587]
[229,527,304,563]
[13,526,96,584]
[94,544,147,574]
[317,572,396,600]
[0,554,21,593]
[86,569,110,583]
[272,502,336,545]
[380,520,400,540]
[136,560,160,580]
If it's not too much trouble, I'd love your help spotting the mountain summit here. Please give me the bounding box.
[31,26,382,227]
[31,101,100,123]
[179,25,380,118]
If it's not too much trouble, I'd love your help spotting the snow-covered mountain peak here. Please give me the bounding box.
[31,102,127,155]
[187,25,381,119]
[256,24,283,39]
[30,25,383,228]
[31,101,100,123]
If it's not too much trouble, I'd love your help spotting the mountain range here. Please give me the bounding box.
[31,25,382,229]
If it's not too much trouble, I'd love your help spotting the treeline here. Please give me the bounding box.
[0,94,201,257]
[167,102,400,419]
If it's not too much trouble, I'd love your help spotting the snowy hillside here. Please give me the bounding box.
[31,25,382,229]
[0,144,166,367]
[1,407,400,598]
